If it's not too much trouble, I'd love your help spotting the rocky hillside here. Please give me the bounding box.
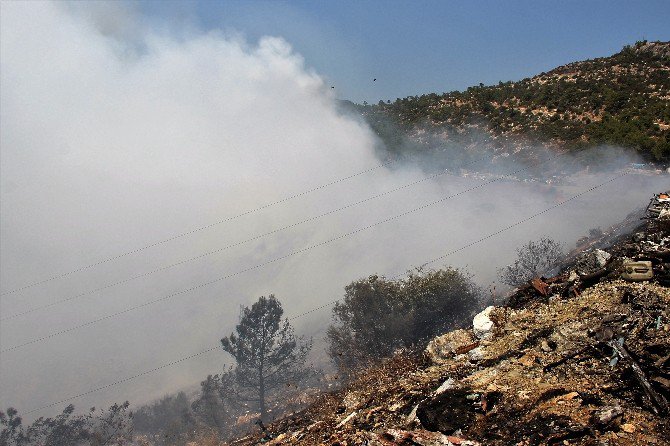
[354,41,670,164]
[227,197,670,445]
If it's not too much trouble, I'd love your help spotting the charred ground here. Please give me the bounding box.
[228,199,670,446]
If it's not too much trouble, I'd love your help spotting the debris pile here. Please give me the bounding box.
[227,195,670,445]
[645,191,670,220]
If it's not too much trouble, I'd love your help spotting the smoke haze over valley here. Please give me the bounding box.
[1,1,668,423]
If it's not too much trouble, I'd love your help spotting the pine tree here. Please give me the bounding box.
[221,295,311,422]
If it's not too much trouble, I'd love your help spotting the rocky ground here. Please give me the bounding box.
[226,195,670,446]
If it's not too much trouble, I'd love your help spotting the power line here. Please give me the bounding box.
[0,157,401,298]
[2,154,493,321]
[22,302,334,415]
[23,347,221,415]
[394,170,632,277]
[0,156,554,353]
[21,168,631,415]
[278,169,632,317]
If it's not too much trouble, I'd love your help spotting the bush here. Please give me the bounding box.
[497,237,564,287]
[327,268,481,374]
[0,403,132,446]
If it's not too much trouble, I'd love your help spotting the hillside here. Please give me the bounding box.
[353,41,670,164]
[228,198,670,445]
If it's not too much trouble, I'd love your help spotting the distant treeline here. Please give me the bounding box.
[350,41,670,162]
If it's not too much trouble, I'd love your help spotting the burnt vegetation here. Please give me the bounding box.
[1,269,482,446]
[3,43,668,446]
[497,237,564,287]
[229,199,670,446]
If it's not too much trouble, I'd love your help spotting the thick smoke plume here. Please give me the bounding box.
[0,2,667,416]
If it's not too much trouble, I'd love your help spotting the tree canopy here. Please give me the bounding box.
[327,268,481,374]
[221,295,312,422]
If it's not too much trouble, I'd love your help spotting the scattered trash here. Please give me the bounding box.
[227,194,670,445]
[335,411,358,429]
[621,260,654,281]
[530,277,549,296]
[646,191,670,219]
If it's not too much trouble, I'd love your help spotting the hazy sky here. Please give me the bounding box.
[1,1,668,419]
[135,0,670,102]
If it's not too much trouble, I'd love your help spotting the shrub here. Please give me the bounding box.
[327,268,481,374]
[497,237,564,287]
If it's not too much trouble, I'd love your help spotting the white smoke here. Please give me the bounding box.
[0,2,666,417]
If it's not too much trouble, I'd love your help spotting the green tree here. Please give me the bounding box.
[133,392,196,445]
[327,275,406,373]
[191,374,234,436]
[327,268,480,374]
[0,403,132,446]
[404,269,481,341]
[221,295,311,422]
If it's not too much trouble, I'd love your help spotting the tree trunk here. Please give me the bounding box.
[259,374,266,422]
[259,315,267,422]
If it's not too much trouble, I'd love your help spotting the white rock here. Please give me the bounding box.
[434,378,456,395]
[425,329,475,363]
[335,411,358,428]
[468,346,486,362]
[473,306,496,339]
[597,250,610,266]
[405,404,420,427]
[568,270,578,282]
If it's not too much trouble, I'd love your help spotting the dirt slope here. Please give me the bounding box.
[227,203,670,446]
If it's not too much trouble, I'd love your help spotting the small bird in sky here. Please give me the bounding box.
[373,78,376,81]
[331,86,335,89]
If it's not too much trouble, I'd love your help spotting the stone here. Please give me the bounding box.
[426,329,476,363]
[434,378,456,395]
[473,306,496,339]
[592,406,623,426]
[468,346,485,362]
[594,249,612,267]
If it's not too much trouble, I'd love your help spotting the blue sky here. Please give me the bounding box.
[136,0,670,103]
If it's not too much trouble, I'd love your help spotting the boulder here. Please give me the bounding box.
[576,249,611,275]
[473,306,496,339]
[426,329,476,363]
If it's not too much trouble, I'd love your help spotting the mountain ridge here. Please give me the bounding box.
[351,41,670,163]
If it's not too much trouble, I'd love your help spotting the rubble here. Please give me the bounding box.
[645,191,670,219]
[425,330,476,363]
[226,194,670,446]
[575,248,611,275]
[369,429,480,446]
